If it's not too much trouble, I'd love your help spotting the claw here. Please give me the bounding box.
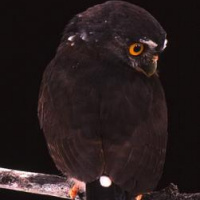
[69,184,79,199]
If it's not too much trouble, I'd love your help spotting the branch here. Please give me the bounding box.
[143,184,200,200]
[0,167,200,200]
[0,167,85,199]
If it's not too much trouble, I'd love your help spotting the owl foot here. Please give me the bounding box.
[68,178,86,199]
[69,184,79,199]
[135,194,143,200]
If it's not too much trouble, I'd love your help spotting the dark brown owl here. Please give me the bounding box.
[38,1,168,199]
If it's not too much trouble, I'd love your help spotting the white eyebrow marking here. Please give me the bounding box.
[162,39,168,50]
[139,39,158,49]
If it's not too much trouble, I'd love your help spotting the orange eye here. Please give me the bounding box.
[129,43,144,56]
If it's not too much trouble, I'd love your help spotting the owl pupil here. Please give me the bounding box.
[134,44,141,52]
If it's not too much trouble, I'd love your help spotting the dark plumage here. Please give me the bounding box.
[38,1,168,200]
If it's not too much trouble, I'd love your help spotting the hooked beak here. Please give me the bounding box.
[152,55,159,63]
[134,55,159,77]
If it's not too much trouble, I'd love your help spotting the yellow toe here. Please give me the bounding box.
[69,185,79,199]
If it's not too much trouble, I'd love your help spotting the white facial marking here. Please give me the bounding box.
[163,39,168,50]
[68,35,76,42]
[139,39,158,49]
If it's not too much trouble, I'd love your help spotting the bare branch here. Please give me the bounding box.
[143,183,200,200]
[0,167,84,199]
[0,167,200,200]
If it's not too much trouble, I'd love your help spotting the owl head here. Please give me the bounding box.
[63,1,167,77]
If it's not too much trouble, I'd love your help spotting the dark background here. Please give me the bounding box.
[0,0,199,199]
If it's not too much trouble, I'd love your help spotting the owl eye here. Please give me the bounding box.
[129,43,144,56]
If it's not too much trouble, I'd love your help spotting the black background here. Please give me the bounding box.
[0,0,199,199]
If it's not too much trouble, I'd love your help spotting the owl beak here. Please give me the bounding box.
[152,55,159,63]
[140,55,159,77]
[149,55,159,75]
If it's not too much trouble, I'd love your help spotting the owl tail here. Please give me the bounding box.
[86,177,132,200]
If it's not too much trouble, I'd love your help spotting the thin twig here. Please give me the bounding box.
[143,183,200,200]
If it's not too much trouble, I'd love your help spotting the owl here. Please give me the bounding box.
[38,1,168,200]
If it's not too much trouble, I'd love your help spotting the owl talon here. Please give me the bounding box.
[135,194,143,200]
[69,184,79,199]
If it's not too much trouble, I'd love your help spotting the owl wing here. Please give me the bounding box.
[38,47,105,181]
[99,73,168,194]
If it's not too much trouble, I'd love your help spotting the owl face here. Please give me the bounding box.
[102,33,167,77]
[126,38,168,77]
